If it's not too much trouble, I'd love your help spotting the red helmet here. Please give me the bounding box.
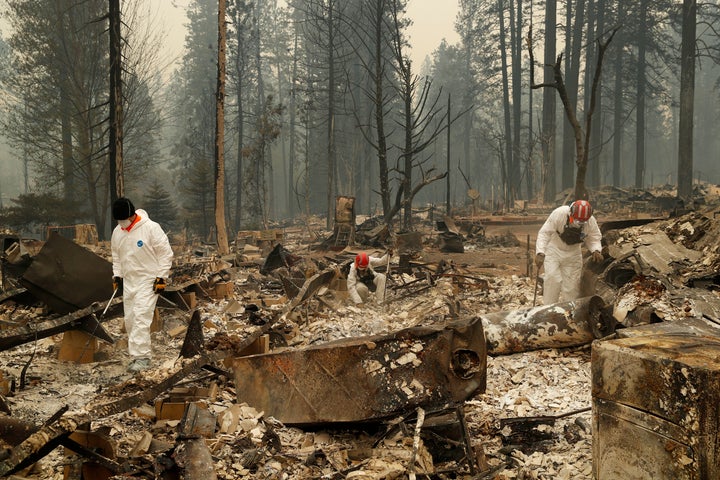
[355,252,369,269]
[570,200,593,222]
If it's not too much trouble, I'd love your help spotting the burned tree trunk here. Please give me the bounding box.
[482,296,615,355]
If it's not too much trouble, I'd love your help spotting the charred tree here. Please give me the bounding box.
[528,24,618,201]
[215,0,229,254]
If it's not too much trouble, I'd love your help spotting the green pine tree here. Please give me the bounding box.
[142,179,179,234]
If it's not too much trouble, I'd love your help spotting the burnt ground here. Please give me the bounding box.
[420,221,541,278]
[10,209,694,479]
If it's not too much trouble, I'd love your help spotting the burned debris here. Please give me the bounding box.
[2,194,720,478]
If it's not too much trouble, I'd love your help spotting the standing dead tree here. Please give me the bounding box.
[527,24,618,201]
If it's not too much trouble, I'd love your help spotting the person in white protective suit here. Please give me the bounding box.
[347,251,389,305]
[111,197,173,373]
[534,199,603,305]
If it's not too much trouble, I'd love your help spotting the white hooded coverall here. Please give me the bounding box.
[347,253,389,305]
[111,209,173,359]
[535,205,602,305]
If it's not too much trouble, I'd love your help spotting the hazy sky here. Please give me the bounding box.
[405,1,460,65]
[151,0,460,68]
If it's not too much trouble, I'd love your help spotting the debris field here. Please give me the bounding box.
[1,186,720,479]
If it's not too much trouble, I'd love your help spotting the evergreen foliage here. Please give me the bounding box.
[0,193,82,234]
[142,179,179,233]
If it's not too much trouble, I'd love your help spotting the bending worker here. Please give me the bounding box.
[535,199,603,305]
[347,251,389,305]
[111,197,173,373]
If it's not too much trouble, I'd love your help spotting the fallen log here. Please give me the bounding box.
[482,296,615,355]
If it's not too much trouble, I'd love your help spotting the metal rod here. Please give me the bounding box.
[102,288,118,317]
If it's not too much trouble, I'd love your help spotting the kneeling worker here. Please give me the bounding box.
[347,251,389,305]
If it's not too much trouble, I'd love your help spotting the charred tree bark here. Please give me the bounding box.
[677,0,696,202]
[108,0,124,203]
[635,0,648,189]
[215,0,229,254]
[482,295,615,355]
[541,0,557,202]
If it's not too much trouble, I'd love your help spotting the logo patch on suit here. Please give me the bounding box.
[137,240,144,247]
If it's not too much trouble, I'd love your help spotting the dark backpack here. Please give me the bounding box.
[358,268,377,291]
[558,218,585,245]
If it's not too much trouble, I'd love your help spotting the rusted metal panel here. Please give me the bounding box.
[232,316,487,425]
[19,232,113,314]
[481,296,614,355]
[594,399,697,480]
[592,334,720,479]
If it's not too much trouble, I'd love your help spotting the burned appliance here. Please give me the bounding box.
[592,333,720,479]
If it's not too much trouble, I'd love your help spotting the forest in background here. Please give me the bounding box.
[0,0,719,241]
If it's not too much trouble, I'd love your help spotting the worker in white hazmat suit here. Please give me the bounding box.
[111,197,173,373]
[535,199,603,305]
[347,251,389,305]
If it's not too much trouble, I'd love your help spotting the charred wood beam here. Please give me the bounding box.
[0,314,278,475]
[0,298,122,352]
[60,437,122,474]
[0,413,88,476]
[0,288,36,307]
[0,417,38,457]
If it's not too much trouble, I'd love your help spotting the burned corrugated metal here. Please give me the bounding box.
[232,316,487,425]
[481,296,615,355]
[592,334,720,479]
[615,317,720,339]
[283,267,340,313]
[19,232,113,314]
[606,231,701,277]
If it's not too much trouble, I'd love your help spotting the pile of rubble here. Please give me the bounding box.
[1,199,720,479]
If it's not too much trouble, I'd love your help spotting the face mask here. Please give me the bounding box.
[118,219,132,228]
